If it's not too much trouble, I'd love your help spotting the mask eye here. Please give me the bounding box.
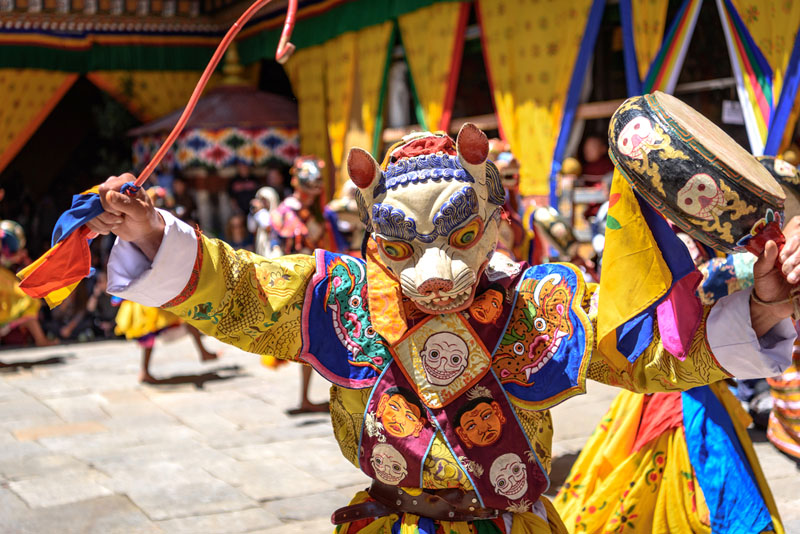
[534,317,546,332]
[378,238,414,261]
[449,218,483,249]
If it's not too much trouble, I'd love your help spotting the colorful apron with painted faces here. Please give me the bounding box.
[300,251,593,513]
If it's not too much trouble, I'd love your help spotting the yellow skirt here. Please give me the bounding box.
[0,266,40,330]
[114,301,180,341]
[553,384,783,534]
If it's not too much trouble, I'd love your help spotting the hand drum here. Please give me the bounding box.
[757,155,800,224]
[608,91,785,256]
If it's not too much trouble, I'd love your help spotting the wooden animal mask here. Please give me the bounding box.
[348,124,506,314]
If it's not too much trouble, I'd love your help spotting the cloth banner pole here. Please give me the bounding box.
[716,0,774,155]
[619,0,643,97]
[549,0,607,208]
[765,29,800,155]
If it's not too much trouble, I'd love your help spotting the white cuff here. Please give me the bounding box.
[107,209,198,307]
[706,287,796,378]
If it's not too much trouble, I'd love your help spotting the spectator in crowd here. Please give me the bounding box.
[0,220,57,347]
[228,163,261,215]
[85,270,118,339]
[226,213,253,251]
[248,186,281,258]
[266,166,291,199]
[580,134,615,183]
[270,156,334,413]
[172,177,197,224]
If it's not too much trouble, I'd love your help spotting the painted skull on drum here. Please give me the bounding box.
[490,453,528,499]
[347,124,506,315]
[773,158,797,178]
[677,173,725,221]
[370,443,408,485]
[617,116,658,160]
[419,332,470,386]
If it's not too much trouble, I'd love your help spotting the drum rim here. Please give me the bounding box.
[757,155,800,190]
[608,93,785,253]
[645,92,785,204]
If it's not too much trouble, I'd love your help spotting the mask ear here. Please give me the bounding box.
[456,123,489,166]
[347,147,381,190]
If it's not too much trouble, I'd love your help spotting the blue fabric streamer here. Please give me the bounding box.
[120,182,140,195]
[618,0,643,97]
[323,208,350,253]
[50,193,104,247]
[50,181,140,247]
[765,29,800,155]
[615,194,696,362]
[682,385,773,534]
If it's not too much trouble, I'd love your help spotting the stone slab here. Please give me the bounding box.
[0,452,87,480]
[260,489,352,522]
[0,494,159,534]
[9,469,113,508]
[103,462,255,521]
[155,507,282,533]
[13,421,107,441]
[203,456,334,502]
[43,394,110,422]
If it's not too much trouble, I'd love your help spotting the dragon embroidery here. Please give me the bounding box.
[493,273,574,385]
[325,256,390,371]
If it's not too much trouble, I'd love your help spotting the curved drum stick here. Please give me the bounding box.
[86,0,297,239]
[135,0,298,188]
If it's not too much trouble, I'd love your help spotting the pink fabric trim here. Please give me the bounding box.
[656,270,703,360]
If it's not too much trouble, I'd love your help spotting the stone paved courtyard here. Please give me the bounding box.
[0,332,798,533]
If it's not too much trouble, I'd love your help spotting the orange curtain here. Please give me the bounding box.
[284,45,332,195]
[730,0,800,100]
[478,0,595,196]
[323,32,358,193]
[398,2,469,131]
[632,0,670,81]
[286,24,393,196]
[334,23,396,194]
[86,70,234,122]
[0,69,78,174]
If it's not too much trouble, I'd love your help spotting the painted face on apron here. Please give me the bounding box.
[376,388,427,438]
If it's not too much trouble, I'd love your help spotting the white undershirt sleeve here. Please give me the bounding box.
[706,287,796,378]
[106,209,198,307]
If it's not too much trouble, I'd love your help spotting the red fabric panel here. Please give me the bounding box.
[632,391,684,452]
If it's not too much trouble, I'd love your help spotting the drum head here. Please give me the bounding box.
[653,92,784,200]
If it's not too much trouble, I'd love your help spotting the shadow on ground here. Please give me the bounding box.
[142,365,247,389]
[544,450,581,496]
[0,353,73,373]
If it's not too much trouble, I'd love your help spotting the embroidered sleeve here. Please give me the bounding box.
[588,303,732,393]
[163,234,316,361]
